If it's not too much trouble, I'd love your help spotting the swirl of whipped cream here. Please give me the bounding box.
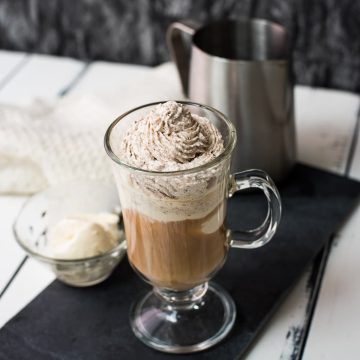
[120,101,224,172]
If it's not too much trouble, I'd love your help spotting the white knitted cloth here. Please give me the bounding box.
[0,63,183,194]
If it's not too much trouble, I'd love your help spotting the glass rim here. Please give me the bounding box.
[104,100,237,176]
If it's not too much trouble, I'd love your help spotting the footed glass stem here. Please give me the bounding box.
[130,282,236,353]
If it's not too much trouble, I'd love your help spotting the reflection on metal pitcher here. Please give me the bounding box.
[167,18,296,181]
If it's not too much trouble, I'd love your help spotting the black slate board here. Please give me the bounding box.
[1,164,360,360]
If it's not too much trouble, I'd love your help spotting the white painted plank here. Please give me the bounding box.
[71,62,183,117]
[0,54,84,105]
[349,121,360,180]
[302,204,360,360]
[0,196,27,291]
[0,53,86,326]
[71,61,151,95]
[244,88,360,359]
[244,266,313,359]
[0,50,27,85]
[0,60,159,329]
[295,86,360,175]
[0,53,84,293]
[245,87,359,358]
[0,57,359,360]
[0,258,54,327]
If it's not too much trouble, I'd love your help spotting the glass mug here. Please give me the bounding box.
[104,101,281,353]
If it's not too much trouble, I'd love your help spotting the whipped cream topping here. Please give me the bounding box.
[113,101,227,221]
[120,101,224,172]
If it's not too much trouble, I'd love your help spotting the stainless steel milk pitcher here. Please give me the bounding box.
[167,18,296,181]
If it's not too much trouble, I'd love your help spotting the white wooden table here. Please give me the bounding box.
[0,50,359,359]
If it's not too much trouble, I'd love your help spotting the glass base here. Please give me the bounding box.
[130,282,236,353]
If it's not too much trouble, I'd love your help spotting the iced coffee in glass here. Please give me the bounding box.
[105,101,281,353]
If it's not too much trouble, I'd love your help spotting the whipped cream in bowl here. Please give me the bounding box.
[13,181,126,287]
[44,212,122,260]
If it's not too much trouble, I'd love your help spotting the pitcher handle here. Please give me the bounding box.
[166,21,201,97]
[228,170,282,249]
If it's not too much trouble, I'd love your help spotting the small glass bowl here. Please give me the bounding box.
[13,180,126,287]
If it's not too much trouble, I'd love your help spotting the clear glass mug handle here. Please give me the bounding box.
[228,170,282,249]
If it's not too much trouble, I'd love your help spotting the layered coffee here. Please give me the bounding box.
[123,205,227,290]
[113,101,228,291]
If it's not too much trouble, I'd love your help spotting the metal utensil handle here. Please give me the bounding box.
[166,21,200,97]
[228,169,282,249]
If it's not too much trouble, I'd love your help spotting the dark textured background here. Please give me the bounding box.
[0,0,359,92]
